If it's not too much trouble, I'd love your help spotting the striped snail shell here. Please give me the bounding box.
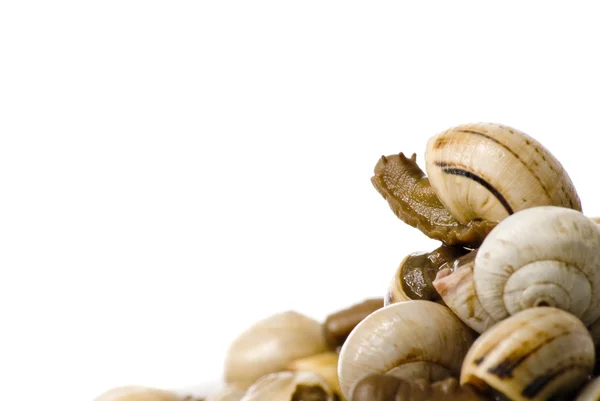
[461,307,595,401]
[433,206,600,333]
[425,122,582,224]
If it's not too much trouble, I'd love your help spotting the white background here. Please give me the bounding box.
[2,2,600,400]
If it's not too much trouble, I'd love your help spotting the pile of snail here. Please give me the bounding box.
[95,123,600,401]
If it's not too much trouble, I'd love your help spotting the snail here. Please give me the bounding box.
[93,386,199,401]
[337,300,476,401]
[574,377,600,401]
[350,375,487,401]
[286,352,341,397]
[371,123,581,246]
[238,371,335,401]
[224,311,329,388]
[461,307,595,401]
[384,244,469,305]
[432,206,600,333]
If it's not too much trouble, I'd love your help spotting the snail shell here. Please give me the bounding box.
[433,206,600,333]
[575,377,600,401]
[93,387,196,401]
[337,300,476,401]
[239,371,334,401]
[224,311,328,387]
[425,122,582,224]
[461,307,595,401]
[385,245,469,306]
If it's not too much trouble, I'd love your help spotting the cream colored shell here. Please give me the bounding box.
[424,122,581,225]
[461,307,595,401]
[574,377,600,401]
[223,311,328,387]
[434,206,600,333]
[239,371,334,401]
[93,386,193,401]
[337,300,476,401]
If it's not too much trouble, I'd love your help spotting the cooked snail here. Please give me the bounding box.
[337,300,476,401]
[461,307,595,401]
[239,371,335,401]
[224,311,328,388]
[433,206,600,333]
[385,245,469,305]
[372,123,581,246]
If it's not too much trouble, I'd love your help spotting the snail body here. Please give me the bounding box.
[337,300,476,401]
[433,206,600,333]
[461,307,595,401]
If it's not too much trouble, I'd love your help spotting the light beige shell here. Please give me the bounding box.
[223,311,328,388]
[574,377,600,401]
[286,352,341,396]
[337,300,476,401]
[239,371,334,401]
[424,122,581,225]
[93,386,194,401]
[461,307,595,401]
[433,206,600,333]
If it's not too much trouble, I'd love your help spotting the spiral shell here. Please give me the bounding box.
[337,300,476,401]
[433,206,600,333]
[425,122,582,225]
[223,311,328,387]
[461,307,595,401]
